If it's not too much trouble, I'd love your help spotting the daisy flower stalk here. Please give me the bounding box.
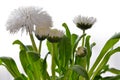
[35,27,50,55]
[73,15,96,46]
[6,6,52,52]
[73,16,96,80]
[47,29,64,80]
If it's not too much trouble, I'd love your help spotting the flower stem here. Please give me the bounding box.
[82,30,85,47]
[81,30,86,80]
[29,33,38,52]
[39,40,42,56]
[51,43,56,80]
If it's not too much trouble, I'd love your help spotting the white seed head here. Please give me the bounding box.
[6,6,52,34]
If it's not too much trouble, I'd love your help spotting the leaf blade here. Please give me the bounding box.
[72,65,89,80]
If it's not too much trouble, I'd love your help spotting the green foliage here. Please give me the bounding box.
[1,22,120,80]
[0,59,2,65]
[89,32,120,80]
[0,57,27,80]
[108,68,120,74]
[72,65,89,80]
[85,35,92,71]
[62,23,71,39]
[58,36,72,69]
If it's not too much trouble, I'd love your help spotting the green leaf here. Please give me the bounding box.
[62,23,71,39]
[91,42,96,48]
[0,59,2,65]
[71,34,79,64]
[26,45,34,51]
[47,40,52,54]
[13,40,28,51]
[71,34,78,47]
[85,35,92,71]
[20,50,45,80]
[110,32,120,39]
[14,74,28,80]
[21,50,48,80]
[19,50,30,74]
[19,50,34,80]
[14,77,24,80]
[27,51,40,62]
[91,47,120,79]
[58,36,72,69]
[47,40,59,67]
[0,57,21,78]
[73,34,86,54]
[102,75,120,80]
[42,52,50,80]
[100,65,109,74]
[72,65,89,80]
[94,75,102,80]
[13,40,33,51]
[27,51,48,80]
[89,33,120,77]
[108,68,120,74]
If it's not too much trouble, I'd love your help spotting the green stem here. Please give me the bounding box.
[39,40,42,56]
[82,30,85,47]
[81,30,86,80]
[29,33,38,52]
[63,69,72,80]
[51,43,56,80]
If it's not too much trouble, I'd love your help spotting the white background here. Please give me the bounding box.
[0,0,120,79]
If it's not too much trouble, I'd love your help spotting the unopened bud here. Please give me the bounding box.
[76,46,87,57]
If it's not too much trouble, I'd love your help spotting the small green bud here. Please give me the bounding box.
[76,46,87,57]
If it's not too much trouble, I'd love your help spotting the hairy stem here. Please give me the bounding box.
[39,40,42,56]
[29,33,38,52]
[82,30,85,47]
[51,43,56,80]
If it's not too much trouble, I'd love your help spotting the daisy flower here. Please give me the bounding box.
[35,27,50,41]
[47,29,64,43]
[73,15,96,30]
[6,6,52,34]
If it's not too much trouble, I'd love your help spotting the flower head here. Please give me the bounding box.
[76,46,87,57]
[6,6,52,34]
[35,27,50,41]
[73,15,96,30]
[47,29,64,43]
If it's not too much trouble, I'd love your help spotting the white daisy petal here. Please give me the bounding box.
[73,15,96,30]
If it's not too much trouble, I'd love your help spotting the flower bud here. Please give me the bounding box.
[35,27,50,41]
[47,29,64,43]
[76,46,87,57]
